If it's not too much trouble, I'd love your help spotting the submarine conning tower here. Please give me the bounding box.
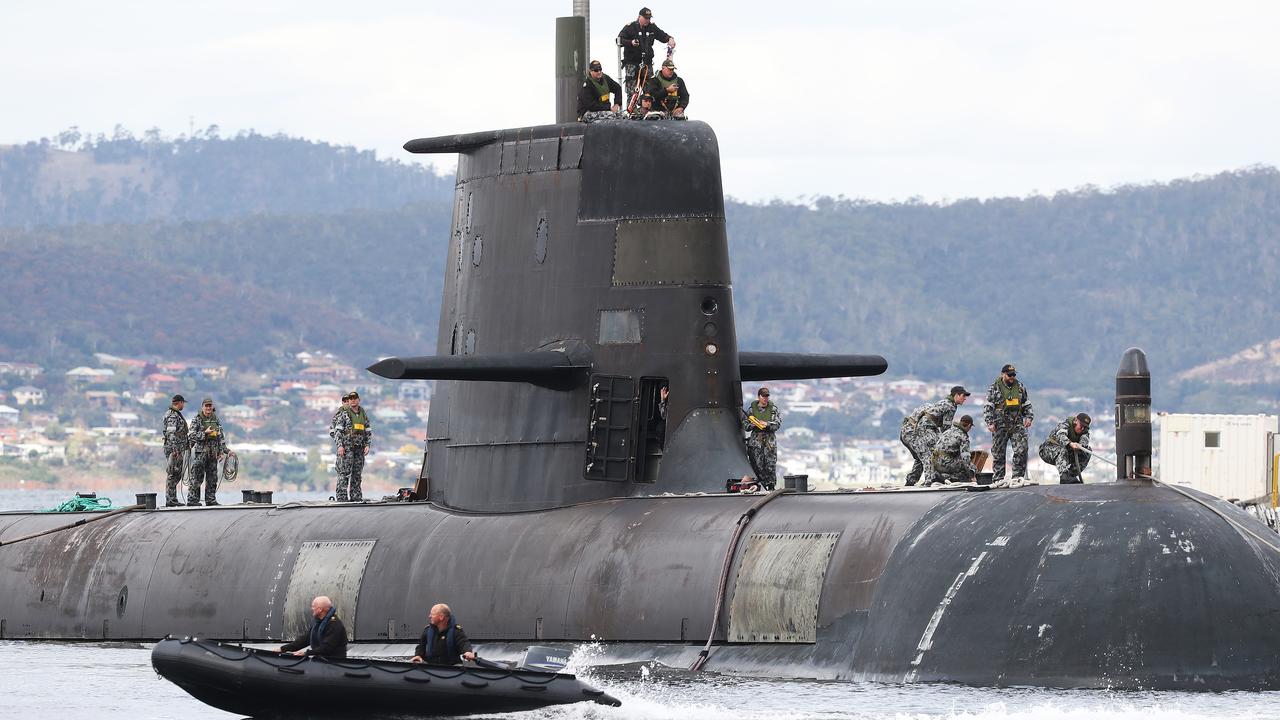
[372,120,885,511]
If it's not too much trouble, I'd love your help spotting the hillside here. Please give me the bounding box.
[4,133,1280,411]
[0,241,409,366]
[0,129,452,228]
[1180,338,1280,385]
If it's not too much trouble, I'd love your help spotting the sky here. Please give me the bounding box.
[4,1,1280,202]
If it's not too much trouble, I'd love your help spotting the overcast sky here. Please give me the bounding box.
[5,1,1279,202]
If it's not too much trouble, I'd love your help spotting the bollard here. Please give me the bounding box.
[242,490,256,504]
[783,474,809,492]
[135,493,157,510]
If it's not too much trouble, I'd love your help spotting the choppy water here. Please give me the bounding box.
[4,491,1279,719]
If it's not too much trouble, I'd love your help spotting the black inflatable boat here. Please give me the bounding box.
[151,637,621,717]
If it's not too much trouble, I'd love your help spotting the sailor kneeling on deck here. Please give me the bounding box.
[281,595,348,658]
[412,603,477,665]
[1038,413,1092,484]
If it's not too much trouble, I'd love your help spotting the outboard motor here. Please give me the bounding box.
[520,645,572,672]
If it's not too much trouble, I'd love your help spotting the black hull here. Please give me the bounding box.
[151,638,619,718]
[6,484,1280,690]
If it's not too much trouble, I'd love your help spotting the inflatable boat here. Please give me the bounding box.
[151,637,621,717]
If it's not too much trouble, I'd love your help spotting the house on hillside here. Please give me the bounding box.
[300,364,357,384]
[142,373,181,392]
[296,351,337,366]
[221,405,257,421]
[109,411,140,428]
[244,395,289,410]
[0,362,44,379]
[190,364,228,381]
[83,390,122,410]
[12,386,45,406]
[397,383,431,402]
[66,366,115,388]
[302,386,343,411]
[0,405,20,426]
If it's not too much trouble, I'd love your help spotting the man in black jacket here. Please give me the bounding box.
[643,59,689,117]
[410,603,476,665]
[617,7,676,108]
[577,60,624,122]
[281,596,348,658]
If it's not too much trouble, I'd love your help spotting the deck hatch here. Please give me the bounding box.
[727,532,840,643]
[282,540,377,642]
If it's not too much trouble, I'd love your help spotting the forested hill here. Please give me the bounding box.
[0,127,452,227]
[728,168,1280,405]
[2,132,1278,410]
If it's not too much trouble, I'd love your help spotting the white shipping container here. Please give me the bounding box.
[1156,413,1278,502]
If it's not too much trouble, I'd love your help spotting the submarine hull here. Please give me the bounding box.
[3,483,1279,689]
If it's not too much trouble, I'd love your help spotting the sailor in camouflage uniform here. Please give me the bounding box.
[1038,413,1092,484]
[900,385,971,486]
[161,394,189,507]
[186,397,228,506]
[930,415,978,484]
[332,390,372,502]
[983,364,1034,483]
[617,7,676,109]
[329,393,352,491]
[741,387,783,490]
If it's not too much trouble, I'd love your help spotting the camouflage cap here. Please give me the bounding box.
[950,385,971,397]
[201,397,213,405]
[661,59,676,70]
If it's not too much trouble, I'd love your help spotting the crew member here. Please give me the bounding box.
[1039,413,1092,484]
[161,394,188,507]
[900,385,970,486]
[983,364,1034,483]
[578,60,625,122]
[930,415,978,485]
[332,390,372,502]
[643,59,689,117]
[411,603,477,665]
[630,93,661,119]
[186,397,227,506]
[742,387,783,490]
[329,392,352,496]
[281,595,348,658]
[617,6,676,108]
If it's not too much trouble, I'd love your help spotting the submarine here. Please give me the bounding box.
[4,6,1280,691]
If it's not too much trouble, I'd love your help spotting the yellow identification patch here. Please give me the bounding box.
[353,423,365,431]
[1005,398,1020,407]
